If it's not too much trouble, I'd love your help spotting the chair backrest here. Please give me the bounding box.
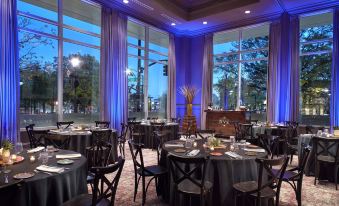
[56,121,74,129]
[171,117,181,124]
[298,147,311,174]
[239,124,253,139]
[119,123,128,139]
[128,140,146,173]
[313,137,339,164]
[232,121,241,140]
[168,154,208,196]
[95,121,110,128]
[91,157,125,206]
[0,180,25,206]
[255,156,289,205]
[25,124,39,148]
[195,129,215,139]
[257,133,273,158]
[87,130,113,168]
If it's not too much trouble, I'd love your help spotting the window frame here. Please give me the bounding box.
[17,0,101,127]
[212,23,269,114]
[298,10,333,126]
[127,18,169,119]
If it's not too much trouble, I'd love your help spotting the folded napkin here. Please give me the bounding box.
[164,143,184,148]
[243,148,266,153]
[27,146,45,153]
[186,150,200,157]
[36,165,64,173]
[49,130,60,134]
[56,153,81,159]
[225,151,243,159]
[300,134,313,137]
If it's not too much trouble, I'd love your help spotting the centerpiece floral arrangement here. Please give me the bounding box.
[1,140,13,163]
[179,85,199,116]
[207,136,221,147]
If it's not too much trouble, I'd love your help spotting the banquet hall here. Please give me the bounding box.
[1,0,339,205]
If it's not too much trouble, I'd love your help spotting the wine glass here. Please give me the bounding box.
[15,142,23,155]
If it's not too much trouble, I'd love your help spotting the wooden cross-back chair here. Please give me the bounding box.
[168,154,212,206]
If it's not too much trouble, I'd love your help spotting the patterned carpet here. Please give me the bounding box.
[104,148,339,206]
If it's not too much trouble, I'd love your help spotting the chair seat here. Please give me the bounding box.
[271,169,299,181]
[62,194,110,206]
[317,155,335,163]
[233,181,276,199]
[177,179,212,195]
[137,165,167,176]
[87,172,94,183]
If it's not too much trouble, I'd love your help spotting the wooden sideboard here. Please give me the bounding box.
[205,110,247,136]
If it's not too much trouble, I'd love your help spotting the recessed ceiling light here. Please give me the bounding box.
[171,23,176,26]
[203,21,208,25]
[245,10,251,14]
[123,0,129,4]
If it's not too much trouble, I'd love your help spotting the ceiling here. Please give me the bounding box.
[103,0,339,36]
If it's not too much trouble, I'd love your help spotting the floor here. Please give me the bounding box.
[107,148,339,206]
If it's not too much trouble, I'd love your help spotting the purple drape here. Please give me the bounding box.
[167,34,176,118]
[331,8,339,129]
[100,8,127,132]
[288,16,300,122]
[268,20,281,123]
[201,34,213,129]
[0,0,19,143]
[268,13,299,123]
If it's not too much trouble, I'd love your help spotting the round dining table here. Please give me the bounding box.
[0,149,87,206]
[138,122,179,149]
[159,139,267,206]
[46,128,118,162]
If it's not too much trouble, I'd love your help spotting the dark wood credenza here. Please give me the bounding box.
[205,110,247,136]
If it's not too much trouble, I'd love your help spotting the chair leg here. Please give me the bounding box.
[335,166,338,190]
[314,161,318,186]
[297,180,302,206]
[142,176,146,205]
[133,174,139,202]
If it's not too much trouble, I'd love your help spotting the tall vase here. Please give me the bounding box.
[186,103,193,116]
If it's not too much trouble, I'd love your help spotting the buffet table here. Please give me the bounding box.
[159,139,267,205]
[204,110,247,136]
[0,149,87,206]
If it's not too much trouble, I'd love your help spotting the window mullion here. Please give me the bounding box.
[57,0,63,121]
[144,27,149,119]
[237,30,242,109]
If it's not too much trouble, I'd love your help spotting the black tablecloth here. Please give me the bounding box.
[46,129,118,162]
[140,123,179,149]
[159,139,267,205]
[0,149,87,206]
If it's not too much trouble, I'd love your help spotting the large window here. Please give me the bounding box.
[127,20,169,119]
[213,24,269,121]
[299,12,333,126]
[18,0,101,127]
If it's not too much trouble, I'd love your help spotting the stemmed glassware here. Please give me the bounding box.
[15,142,23,155]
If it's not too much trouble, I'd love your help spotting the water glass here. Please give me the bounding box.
[317,130,322,137]
[15,142,23,154]
[40,151,49,165]
[185,139,193,149]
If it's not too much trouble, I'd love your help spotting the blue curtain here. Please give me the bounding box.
[167,34,177,119]
[331,8,339,129]
[268,13,299,123]
[0,0,19,143]
[100,8,128,132]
